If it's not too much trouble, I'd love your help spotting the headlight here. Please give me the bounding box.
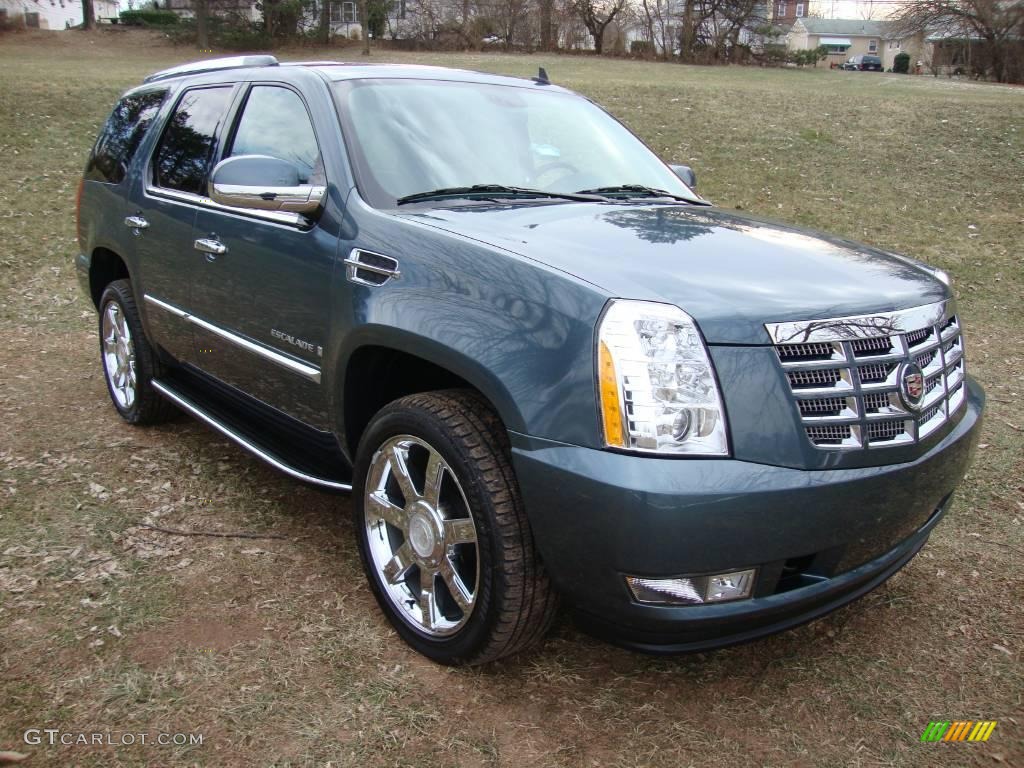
[597,299,729,456]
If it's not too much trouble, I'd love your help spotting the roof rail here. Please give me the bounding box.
[144,55,279,84]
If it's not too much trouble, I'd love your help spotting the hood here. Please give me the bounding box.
[398,203,948,345]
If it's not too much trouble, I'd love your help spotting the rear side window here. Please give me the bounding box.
[152,86,234,195]
[86,89,167,185]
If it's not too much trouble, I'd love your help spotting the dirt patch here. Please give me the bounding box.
[128,614,270,669]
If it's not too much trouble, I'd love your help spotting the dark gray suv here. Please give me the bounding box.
[76,55,984,665]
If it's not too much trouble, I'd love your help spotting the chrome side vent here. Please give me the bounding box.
[344,249,401,287]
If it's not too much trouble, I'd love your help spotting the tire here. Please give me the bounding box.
[98,279,176,425]
[352,389,558,665]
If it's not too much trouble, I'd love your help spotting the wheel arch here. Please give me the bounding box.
[339,340,525,459]
[88,247,131,309]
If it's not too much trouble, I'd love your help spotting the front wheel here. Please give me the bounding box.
[352,390,557,665]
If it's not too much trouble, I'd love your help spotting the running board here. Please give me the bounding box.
[152,378,352,492]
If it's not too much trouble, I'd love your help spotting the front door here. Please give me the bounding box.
[188,84,335,429]
[132,84,237,363]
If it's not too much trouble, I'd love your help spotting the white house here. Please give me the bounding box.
[0,0,119,28]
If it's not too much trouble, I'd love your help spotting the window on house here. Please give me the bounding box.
[796,3,804,17]
[777,2,785,17]
[152,86,234,195]
[388,0,406,19]
[889,39,901,49]
[869,39,877,52]
[342,1,356,22]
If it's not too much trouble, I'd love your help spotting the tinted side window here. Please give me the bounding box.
[86,89,168,185]
[228,86,323,184]
[153,86,234,195]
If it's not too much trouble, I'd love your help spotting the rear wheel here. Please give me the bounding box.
[352,389,557,665]
[98,279,176,425]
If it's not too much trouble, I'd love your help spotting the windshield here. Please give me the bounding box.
[332,78,696,207]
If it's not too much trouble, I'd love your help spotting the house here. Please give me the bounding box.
[621,0,772,57]
[787,17,921,70]
[771,0,808,27]
[0,0,119,28]
[163,0,260,24]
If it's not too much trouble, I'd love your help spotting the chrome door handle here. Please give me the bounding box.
[194,238,227,257]
[124,215,149,230]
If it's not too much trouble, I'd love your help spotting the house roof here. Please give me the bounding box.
[795,18,890,38]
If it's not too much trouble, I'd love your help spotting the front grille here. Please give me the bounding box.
[851,336,894,357]
[788,368,842,388]
[798,396,846,417]
[777,342,836,361]
[769,303,967,450]
[805,424,853,445]
[857,362,897,384]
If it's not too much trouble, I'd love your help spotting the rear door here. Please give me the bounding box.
[188,83,335,429]
[129,84,237,362]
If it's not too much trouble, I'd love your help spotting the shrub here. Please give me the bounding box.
[893,52,911,74]
[120,9,179,27]
[630,40,652,56]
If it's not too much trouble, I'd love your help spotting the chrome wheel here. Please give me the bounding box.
[101,301,137,410]
[364,435,479,637]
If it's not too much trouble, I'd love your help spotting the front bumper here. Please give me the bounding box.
[510,376,984,653]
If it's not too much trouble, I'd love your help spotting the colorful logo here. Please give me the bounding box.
[920,721,997,742]
[899,361,925,410]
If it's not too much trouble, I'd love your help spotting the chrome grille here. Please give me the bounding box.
[766,300,967,450]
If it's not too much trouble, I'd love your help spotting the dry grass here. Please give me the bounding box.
[1,28,1021,768]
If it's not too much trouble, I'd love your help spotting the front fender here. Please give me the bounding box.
[326,207,609,451]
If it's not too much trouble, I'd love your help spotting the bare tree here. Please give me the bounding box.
[890,0,1024,82]
[571,0,628,54]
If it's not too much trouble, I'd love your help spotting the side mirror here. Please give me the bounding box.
[669,164,697,190]
[208,155,326,215]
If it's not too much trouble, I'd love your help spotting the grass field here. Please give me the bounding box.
[1,28,1022,768]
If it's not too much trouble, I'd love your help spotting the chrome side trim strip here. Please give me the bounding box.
[145,185,306,228]
[144,294,321,384]
[766,300,952,344]
[152,379,351,492]
[144,294,187,318]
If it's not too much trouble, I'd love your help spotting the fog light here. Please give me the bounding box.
[625,569,756,605]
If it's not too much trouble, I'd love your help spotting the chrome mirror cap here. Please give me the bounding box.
[208,155,326,215]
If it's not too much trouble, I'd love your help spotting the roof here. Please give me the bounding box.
[312,62,566,91]
[142,56,566,93]
[795,18,891,38]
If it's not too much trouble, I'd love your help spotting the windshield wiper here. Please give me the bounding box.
[396,184,605,205]
[575,185,698,203]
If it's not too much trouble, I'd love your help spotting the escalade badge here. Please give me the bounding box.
[899,362,925,411]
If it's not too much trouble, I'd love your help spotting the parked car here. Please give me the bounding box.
[841,54,884,71]
[76,56,983,665]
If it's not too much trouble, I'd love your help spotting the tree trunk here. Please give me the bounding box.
[82,0,95,29]
[680,0,695,62]
[319,0,331,45]
[540,0,553,51]
[360,0,370,54]
[195,0,209,49]
[592,25,603,55]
